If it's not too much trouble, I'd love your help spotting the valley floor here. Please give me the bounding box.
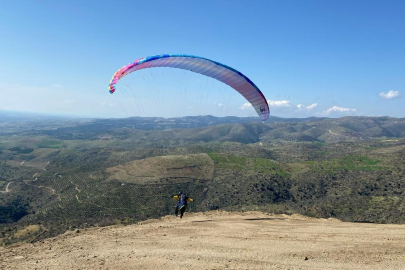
[1,211,405,269]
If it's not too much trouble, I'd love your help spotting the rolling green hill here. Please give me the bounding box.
[1,115,405,246]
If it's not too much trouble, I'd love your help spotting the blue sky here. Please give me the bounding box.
[0,0,404,119]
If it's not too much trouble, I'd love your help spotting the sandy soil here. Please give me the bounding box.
[1,211,405,269]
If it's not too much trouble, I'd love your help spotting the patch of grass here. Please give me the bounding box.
[285,163,309,174]
[14,225,40,238]
[215,163,246,170]
[305,161,317,165]
[226,155,247,165]
[37,140,61,149]
[307,155,384,172]
[254,158,277,171]
[334,156,382,170]
[254,158,290,177]
[343,156,380,166]
[370,196,385,203]
[313,142,325,147]
[207,153,247,170]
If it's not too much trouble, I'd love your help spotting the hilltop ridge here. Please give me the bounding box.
[2,210,405,270]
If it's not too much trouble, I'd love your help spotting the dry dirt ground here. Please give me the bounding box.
[1,211,405,269]
[106,153,214,184]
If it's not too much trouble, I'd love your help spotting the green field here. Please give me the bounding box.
[208,153,247,170]
[306,155,385,173]
[37,139,62,149]
[253,158,289,177]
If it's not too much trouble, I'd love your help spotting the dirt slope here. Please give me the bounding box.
[2,211,405,269]
[106,153,214,184]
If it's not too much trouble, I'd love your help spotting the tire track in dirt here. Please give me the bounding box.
[0,182,13,193]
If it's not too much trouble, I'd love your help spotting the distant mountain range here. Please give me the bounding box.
[2,111,405,143]
[15,115,403,143]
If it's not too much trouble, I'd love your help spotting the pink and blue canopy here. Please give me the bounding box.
[109,54,269,120]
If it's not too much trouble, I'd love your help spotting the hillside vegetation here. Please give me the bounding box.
[1,115,405,245]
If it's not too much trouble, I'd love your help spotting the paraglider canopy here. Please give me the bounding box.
[109,54,270,120]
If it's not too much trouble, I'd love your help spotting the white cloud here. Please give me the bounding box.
[240,103,252,110]
[214,102,226,109]
[267,100,291,107]
[379,90,400,99]
[322,106,356,115]
[297,103,317,110]
[240,100,318,118]
[306,103,317,110]
[240,100,292,110]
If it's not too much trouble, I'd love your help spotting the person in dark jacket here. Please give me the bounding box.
[173,191,193,218]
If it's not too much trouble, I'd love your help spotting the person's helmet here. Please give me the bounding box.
[178,191,183,196]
